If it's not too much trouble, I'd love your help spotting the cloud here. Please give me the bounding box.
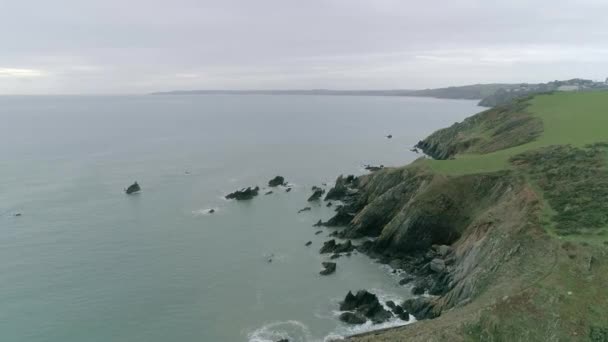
[0,68,45,78]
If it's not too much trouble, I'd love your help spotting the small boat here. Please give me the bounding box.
[125,181,141,194]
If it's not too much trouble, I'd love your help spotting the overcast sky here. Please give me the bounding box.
[1,0,608,94]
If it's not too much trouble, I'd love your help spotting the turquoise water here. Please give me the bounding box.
[0,95,480,342]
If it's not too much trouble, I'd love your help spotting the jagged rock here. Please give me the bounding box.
[125,182,141,194]
[285,187,292,192]
[324,175,352,201]
[305,241,312,246]
[319,239,354,254]
[298,207,311,213]
[386,301,396,310]
[320,262,336,275]
[313,219,324,227]
[226,186,260,200]
[324,205,355,227]
[326,201,333,207]
[402,297,439,320]
[268,176,286,187]
[308,186,326,201]
[339,312,367,325]
[315,230,323,235]
[429,258,446,273]
[339,290,392,324]
[330,253,340,260]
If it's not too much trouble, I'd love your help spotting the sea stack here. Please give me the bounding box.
[125,182,141,194]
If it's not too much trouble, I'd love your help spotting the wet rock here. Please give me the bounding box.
[305,241,312,246]
[325,175,356,201]
[339,290,392,324]
[285,187,292,192]
[364,164,384,172]
[330,253,341,260]
[14,213,22,217]
[386,300,396,310]
[315,230,323,235]
[125,182,141,194]
[276,339,289,342]
[313,219,324,227]
[386,134,392,139]
[208,209,215,214]
[308,186,326,202]
[320,262,336,275]
[393,305,410,321]
[225,186,260,200]
[265,191,273,195]
[326,201,333,207]
[298,207,311,213]
[339,312,367,325]
[399,275,415,285]
[268,176,286,187]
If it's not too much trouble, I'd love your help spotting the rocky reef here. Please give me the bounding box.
[125,182,141,194]
[225,186,259,200]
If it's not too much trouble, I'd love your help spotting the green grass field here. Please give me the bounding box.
[426,91,608,175]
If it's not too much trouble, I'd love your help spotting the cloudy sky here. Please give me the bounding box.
[1,0,608,94]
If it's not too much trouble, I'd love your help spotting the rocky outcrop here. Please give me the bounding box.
[298,207,311,213]
[324,175,358,201]
[268,176,287,187]
[125,182,141,194]
[307,186,325,201]
[319,262,336,275]
[319,239,355,254]
[364,164,384,172]
[225,186,260,200]
[339,290,392,324]
[339,312,367,325]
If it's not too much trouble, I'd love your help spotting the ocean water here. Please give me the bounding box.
[0,95,480,342]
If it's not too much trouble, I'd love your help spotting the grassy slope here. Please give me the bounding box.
[426,92,608,175]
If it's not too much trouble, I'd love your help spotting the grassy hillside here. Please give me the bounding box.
[345,91,608,341]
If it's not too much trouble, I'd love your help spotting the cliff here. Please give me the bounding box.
[334,92,608,341]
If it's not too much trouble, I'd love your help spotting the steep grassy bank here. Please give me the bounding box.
[336,91,608,341]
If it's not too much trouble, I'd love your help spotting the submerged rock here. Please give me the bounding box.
[307,186,325,202]
[208,209,215,214]
[225,186,259,200]
[285,187,292,193]
[298,207,312,213]
[305,241,312,246]
[319,262,336,275]
[313,219,324,227]
[268,176,286,187]
[265,191,273,195]
[386,134,393,139]
[125,182,141,194]
[315,230,323,235]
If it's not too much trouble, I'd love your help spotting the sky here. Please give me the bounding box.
[1,0,608,94]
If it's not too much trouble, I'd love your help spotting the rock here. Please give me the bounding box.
[330,253,340,260]
[268,176,287,187]
[402,297,439,320]
[308,186,326,202]
[315,230,323,235]
[393,305,410,321]
[313,219,324,227]
[285,187,292,192]
[319,239,355,254]
[208,209,215,214]
[410,147,419,153]
[326,201,333,207]
[339,312,367,325]
[339,290,393,324]
[298,207,311,213]
[265,191,273,195]
[386,134,392,139]
[225,186,260,200]
[320,262,336,275]
[14,213,22,217]
[325,175,354,201]
[429,258,446,273]
[276,339,289,342]
[125,182,141,194]
[386,301,396,310]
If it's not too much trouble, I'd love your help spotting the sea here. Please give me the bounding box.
[0,94,480,342]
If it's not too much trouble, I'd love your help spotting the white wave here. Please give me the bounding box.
[247,320,313,342]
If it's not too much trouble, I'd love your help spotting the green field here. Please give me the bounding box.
[426,91,608,174]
